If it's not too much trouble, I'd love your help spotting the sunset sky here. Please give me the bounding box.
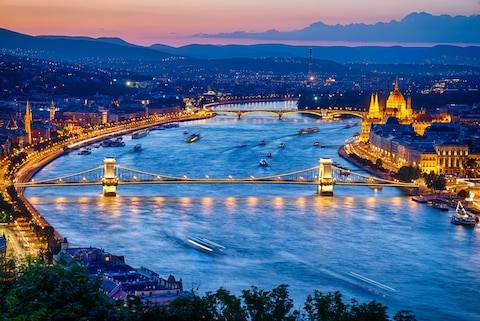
[1,0,479,45]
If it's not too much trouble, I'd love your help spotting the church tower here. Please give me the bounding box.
[24,101,32,145]
[49,100,56,122]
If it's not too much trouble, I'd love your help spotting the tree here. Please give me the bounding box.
[395,166,421,183]
[464,158,480,178]
[242,285,298,321]
[2,261,119,321]
[457,190,469,199]
[424,172,446,191]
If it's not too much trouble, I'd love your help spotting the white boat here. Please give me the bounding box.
[186,236,225,253]
[451,202,478,226]
[313,141,321,147]
[259,159,269,167]
[131,129,149,139]
[77,148,91,155]
[278,143,285,149]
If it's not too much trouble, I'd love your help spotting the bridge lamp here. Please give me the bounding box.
[82,177,86,181]
[277,176,282,180]
[205,175,210,179]
[183,175,188,179]
[228,175,233,179]
[133,176,137,180]
[299,176,305,181]
[156,176,161,180]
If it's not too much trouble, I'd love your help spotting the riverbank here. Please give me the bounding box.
[2,110,214,257]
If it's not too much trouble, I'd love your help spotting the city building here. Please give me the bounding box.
[369,120,480,175]
[55,246,184,304]
[359,80,452,142]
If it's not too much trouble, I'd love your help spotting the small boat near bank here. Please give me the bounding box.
[78,148,91,155]
[101,139,125,147]
[131,129,149,139]
[278,143,285,149]
[451,202,478,227]
[429,201,449,211]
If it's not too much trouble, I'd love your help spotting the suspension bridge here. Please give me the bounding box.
[205,103,366,120]
[15,158,418,196]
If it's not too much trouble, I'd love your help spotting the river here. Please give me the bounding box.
[26,102,480,320]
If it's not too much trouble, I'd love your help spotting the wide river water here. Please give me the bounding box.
[26,102,479,320]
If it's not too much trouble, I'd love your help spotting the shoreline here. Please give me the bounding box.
[7,111,215,254]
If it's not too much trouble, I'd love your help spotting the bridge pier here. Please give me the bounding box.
[102,158,118,196]
[317,158,334,196]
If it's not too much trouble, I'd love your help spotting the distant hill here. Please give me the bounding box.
[150,43,480,66]
[0,28,171,62]
[38,35,138,47]
[197,12,480,44]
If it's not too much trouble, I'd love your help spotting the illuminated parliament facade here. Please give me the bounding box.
[359,80,478,176]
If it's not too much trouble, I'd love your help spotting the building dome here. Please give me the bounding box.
[385,79,407,117]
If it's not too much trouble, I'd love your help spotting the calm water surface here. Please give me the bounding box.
[26,104,480,321]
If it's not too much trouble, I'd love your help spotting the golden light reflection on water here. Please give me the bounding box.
[178,197,192,212]
[247,196,258,208]
[295,196,306,209]
[273,197,284,210]
[225,197,236,213]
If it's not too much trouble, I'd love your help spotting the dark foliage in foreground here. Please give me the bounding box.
[0,260,416,321]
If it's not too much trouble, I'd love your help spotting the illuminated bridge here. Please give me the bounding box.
[205,103,366,120]
[15,158,418,196]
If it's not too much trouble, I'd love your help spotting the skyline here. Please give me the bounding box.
[1,0,479,45]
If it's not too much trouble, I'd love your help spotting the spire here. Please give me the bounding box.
[24,100,32,144]
[394,78,400,91]
[49,100,56,122]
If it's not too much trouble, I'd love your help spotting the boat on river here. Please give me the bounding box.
[430,201,449,211]
[259,139,267,146]
[259,159,269,167]
[77,148,91,155]
[278,143,285,149]
[451,202,478,226]
[313,141,321,147]
[186,236,225,254]
[298,127,319,135]
[164,123,179,129]
[131,129,149,139]
[101,139,125,147]
[133,144,142,152]
[266,152,272,158]
[186,133,200,143]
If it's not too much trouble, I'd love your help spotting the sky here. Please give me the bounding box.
[0,0,479,45]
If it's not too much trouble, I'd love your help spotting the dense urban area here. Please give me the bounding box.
[1,26,480,321]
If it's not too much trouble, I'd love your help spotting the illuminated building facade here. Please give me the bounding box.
[359,80,451,142]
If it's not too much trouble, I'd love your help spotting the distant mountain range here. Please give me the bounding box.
[196,12,480,43]
[1,19,480,67]
[0,28,169,62]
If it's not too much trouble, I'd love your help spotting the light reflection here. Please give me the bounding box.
[246,196,258,208]
[225,197,236,213]
[273,197,284,209]
[179,197,191,208]
[295,196,306,209]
